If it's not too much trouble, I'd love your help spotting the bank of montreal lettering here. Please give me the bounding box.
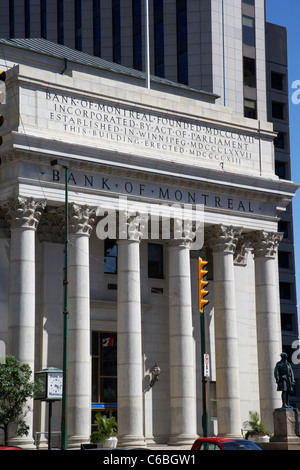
[52,169,257,215]
[46,92,256,167]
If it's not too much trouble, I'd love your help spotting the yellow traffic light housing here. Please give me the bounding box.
[197,257,209,313]
[0,70,6,105]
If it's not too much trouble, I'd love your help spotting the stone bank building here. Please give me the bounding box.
[0,2,299,449]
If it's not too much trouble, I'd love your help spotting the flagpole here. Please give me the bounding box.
[145,0,150,89]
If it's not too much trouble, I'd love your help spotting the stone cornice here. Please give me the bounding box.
[1,143,298,207]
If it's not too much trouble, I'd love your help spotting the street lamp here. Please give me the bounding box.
[35,367,63,450]
[50,159,69,450]
[149,363,161,388]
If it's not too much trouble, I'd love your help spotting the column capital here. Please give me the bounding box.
[249,230,283,259]
[69,203,97,236]
[118,211,149,241]
[206,224,242,254]
[167,217,196,248]
[6,197,46,230]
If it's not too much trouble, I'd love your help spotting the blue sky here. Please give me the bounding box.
[265,0,300,322]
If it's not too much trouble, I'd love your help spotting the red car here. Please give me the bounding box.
[191,437,262,450]
[0,446,22,450]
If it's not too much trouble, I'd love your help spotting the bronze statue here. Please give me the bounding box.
[274,352,295,410]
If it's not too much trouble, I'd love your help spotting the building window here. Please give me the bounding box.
[280,282,292,300]
[57,0,64,44]
[272,101,285,120]
[242,15,255,47]
[176,0,188,85]
[104,239,118,274]
[75,0,82,51]
[243,57,256,88]
[275,161,287,179]
[25,0,30,38]
[278,220,288,238]
[112,0,121,64]
[92,331,117,405]
[243,0,254,4]
[278,251,290,269]
[148,243,163,279]
[9,0,15,38]
[132,0,142,70]
[41,0,47,39]
[274,132,285,149]
[154,0,164,77]
[271,72,284,91]
[244,98,257,119]
[93,0,101,57]
[281,314,293,332]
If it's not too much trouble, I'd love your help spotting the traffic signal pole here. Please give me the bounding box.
[197,257,209,437]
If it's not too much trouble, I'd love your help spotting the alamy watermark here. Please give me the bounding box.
[95,196,204,250]
[291,80,300,105]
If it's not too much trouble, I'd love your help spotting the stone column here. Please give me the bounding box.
[251,230,283,431]
[168,227,197,446]
[117,214,146,447]
[67,204,95,448]
[7,196,46,447]
[208,224,242,438]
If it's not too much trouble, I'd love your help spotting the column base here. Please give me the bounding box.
[117,435,147,448]
[8,436,36,450]
[168,434,198,446]
[67,435,91,450]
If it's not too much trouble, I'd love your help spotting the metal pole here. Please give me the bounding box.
[48,401,52,451]
[145,0,150,89]
[61,165,69,450]
[201,313,208,437]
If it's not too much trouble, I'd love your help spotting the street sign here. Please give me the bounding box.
[204,354,210,377]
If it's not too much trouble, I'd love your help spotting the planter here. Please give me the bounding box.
[104,436,118,448]
[248,434,270,443]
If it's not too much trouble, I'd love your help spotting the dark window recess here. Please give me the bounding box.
[92,331,117,404]
[154,0,164,77]
[104,239,118,274]
[243,57,256,88]
[112,0,121,63]
[278,220,288,238]
[272,101,284,120]
[274,132,285,149]
[244,98,257,119]
[275,161,286,179]
[278,251,290,269]
[271,72,284,90]
[148,243,164,279]
[93,0,101,57]
[281,313,293,331]
[132,0,142,70]
[279,282,292,300]
[243,0,254,4]
[176,0,188,85]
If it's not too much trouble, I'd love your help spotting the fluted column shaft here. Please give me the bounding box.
[252,231,283,431]
[117,215,146,447]
[208,225,242,438]
[168,235,197,445]
[67,204,95,448]
[7,197,45,448]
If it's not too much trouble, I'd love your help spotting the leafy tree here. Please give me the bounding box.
[0,355,43,446]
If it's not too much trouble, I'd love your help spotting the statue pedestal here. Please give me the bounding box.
[259,410,300,450]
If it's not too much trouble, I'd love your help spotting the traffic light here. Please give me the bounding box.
[0,70,6,104]
[197,257,209,313]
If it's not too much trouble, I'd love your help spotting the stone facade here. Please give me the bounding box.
[0,41,298,448]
